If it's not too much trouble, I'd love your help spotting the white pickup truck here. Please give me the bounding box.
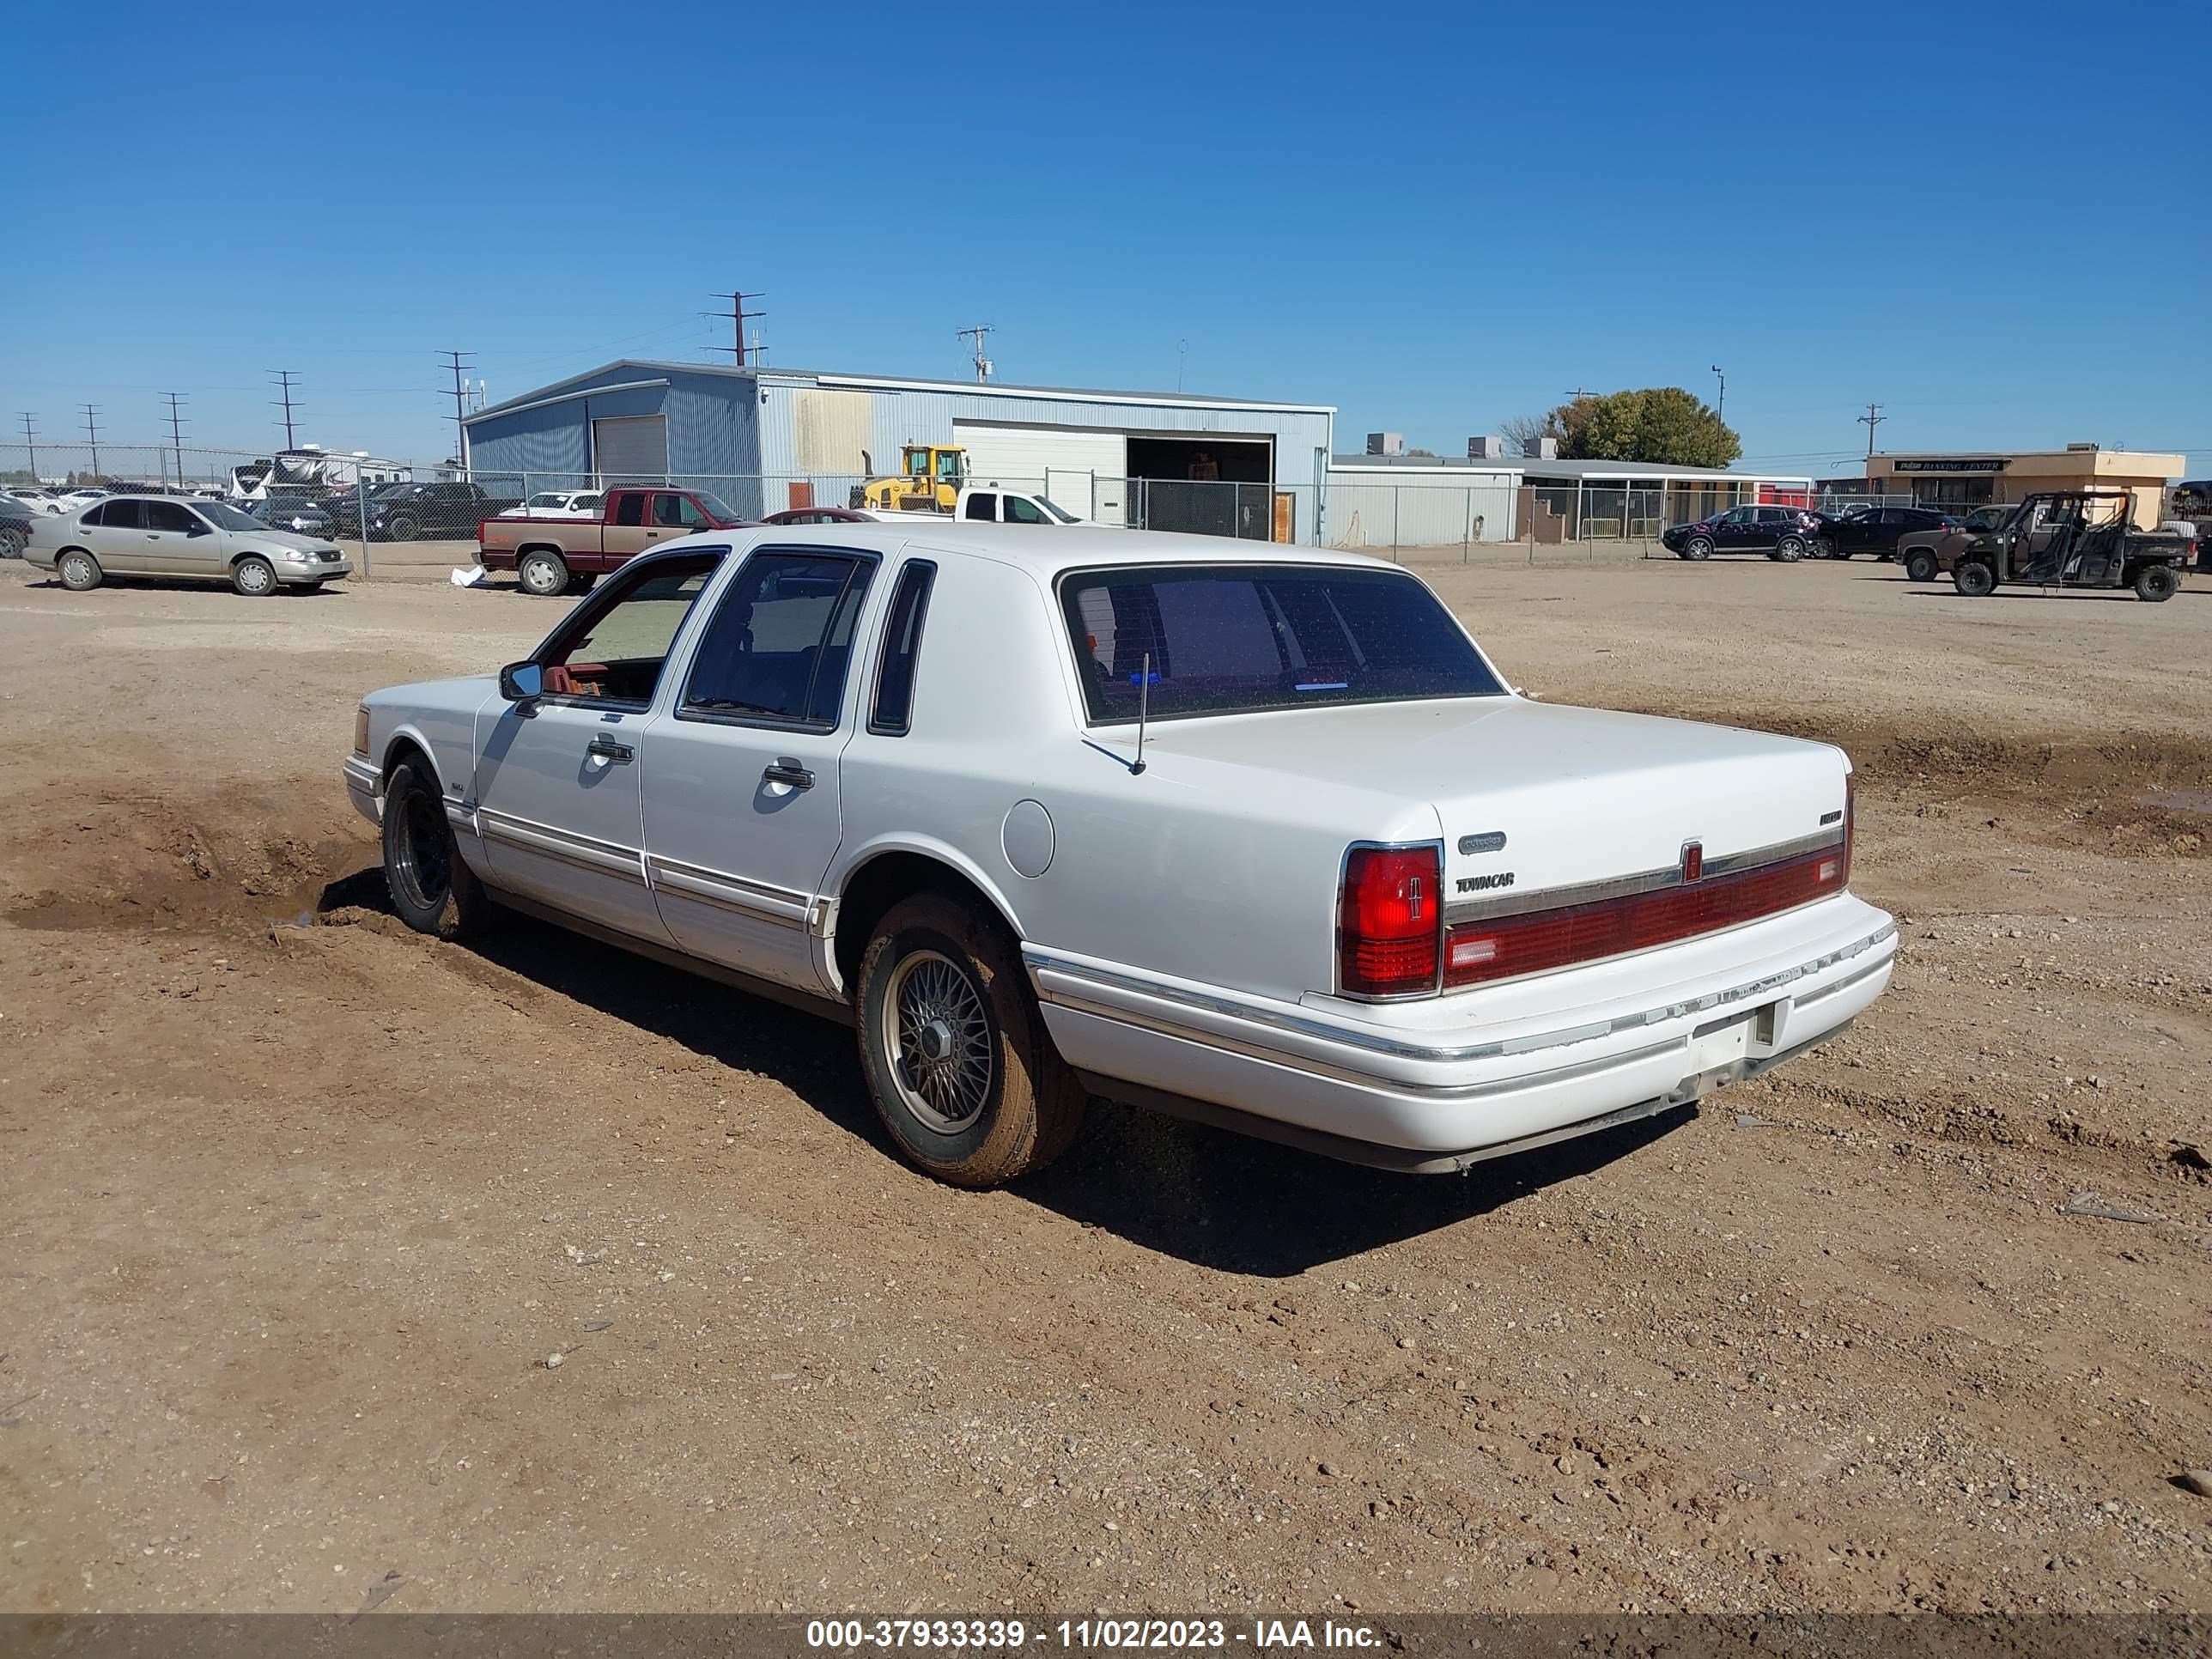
[954,485,1089,526]
[344,525,1894,1187]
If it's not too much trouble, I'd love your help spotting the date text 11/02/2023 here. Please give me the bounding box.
[804,1620,1386,1650]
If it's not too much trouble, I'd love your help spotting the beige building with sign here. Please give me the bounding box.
[1866,445,2185,527]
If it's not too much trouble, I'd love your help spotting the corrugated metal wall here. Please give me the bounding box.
[1322,467,1520,547]
[757,380,1333,495]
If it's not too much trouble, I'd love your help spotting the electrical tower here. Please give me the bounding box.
[1857,402,1885,464]
[441,351,476,472]
[17,412,36,482]
[82,404,102,479]
[705,289,766,365]
[958,325,995,383]
[270,371,301,449]
[161,393,188,486]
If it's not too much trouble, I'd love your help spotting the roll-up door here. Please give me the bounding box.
[592,415,669,483]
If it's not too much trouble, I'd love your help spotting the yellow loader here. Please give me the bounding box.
[854,445,966,514]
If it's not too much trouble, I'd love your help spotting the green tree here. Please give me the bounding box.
[1547,386,1741,468]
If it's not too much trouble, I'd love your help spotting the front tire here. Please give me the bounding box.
[855,892,1085,1187]
[2133,563,2179,603]
[58,549,102,591]
[1683,536,1713,561]
[1954,560,1996,598]
[518,549,570,597]
[232,555,276,597]
[1904,550,1939,583]
[381,758,495,938]
[385,515,419,543]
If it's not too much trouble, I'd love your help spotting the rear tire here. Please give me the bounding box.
[1954,560,1996,598]
[1904,550,1939,584]
[232,555,276,597]
[381,758,496,939]
[518,549,569,597]
[2133,563,2179,603]
[0,526,25,560]
[58,549,103,591]
[1683,536,1713,561]
[854,891,1085,1187]
[1774,536,1807,562]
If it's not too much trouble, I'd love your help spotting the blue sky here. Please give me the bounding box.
[4,0,2205,476]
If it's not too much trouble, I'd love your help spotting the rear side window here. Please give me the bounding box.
[613,492,646,526]
[868,560,937,736]
[1060,564,1504,724]
[963,493,996,521]
[94,500,144,530]
[682,551,875,727]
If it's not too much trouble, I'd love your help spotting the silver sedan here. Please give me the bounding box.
[25,495,351,595]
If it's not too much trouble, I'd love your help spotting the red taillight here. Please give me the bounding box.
[1442,843,1848,989]
[1338,844,1441,998]
[1842,774,1855,886]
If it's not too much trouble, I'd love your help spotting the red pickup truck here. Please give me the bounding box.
[478,485,750,595]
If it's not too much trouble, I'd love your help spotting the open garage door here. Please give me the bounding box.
[1127,434,1275,539]
[592,415,668,483]
[952,422,1127,526]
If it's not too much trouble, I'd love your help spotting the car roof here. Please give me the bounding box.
[630,522,1401,578]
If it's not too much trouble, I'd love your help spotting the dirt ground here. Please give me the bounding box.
[0,550,2207,1618]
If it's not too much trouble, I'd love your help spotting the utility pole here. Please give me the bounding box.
[1857,402,1885,465]
[270,370,301,449]
[958,324,995,383]
[704,289,766,365]
[17,412,36,483]
[441,350,475,474]
[81,404,102,479]
[1710,365,1726,422]
[161,393,188,487]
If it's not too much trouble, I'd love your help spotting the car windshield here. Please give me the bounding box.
[1040,496,1082,524]
[691,492,739,522]
[194,501,271,531]
[1061,563,1506,724]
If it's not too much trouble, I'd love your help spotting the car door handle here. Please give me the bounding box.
[762,760,813,790]
[586,736,635,764]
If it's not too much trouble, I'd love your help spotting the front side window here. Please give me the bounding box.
[538,552,721,707]
[937,452,963,482]
[613,492,646,526]
[681,551,875,728]
[1003,495,1049,525]
[1061,564,1505,724]
[869,560,937,736]
[650,492,688,527]
[145,501,199,533]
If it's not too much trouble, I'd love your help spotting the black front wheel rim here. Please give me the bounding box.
[393,788,452,910]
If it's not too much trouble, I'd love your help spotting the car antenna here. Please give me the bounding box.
[1131,652,1151,775]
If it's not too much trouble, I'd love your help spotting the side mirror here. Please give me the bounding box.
[498,660,544,702]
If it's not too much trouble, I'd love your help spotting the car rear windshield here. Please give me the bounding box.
[1060,563,1504,724]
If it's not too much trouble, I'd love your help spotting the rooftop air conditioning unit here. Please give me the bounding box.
[1468,435,1506,459]
[1523,436,1559,460]
[1366,432,1406,457]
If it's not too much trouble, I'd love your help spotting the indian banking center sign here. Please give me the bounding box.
[1891,457,2013,474]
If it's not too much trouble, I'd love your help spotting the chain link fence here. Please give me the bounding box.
[3,441,2019,574]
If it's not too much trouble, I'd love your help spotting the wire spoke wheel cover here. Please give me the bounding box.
[882,949,994,1133]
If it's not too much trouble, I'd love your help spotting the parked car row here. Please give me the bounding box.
[1660,503,1967,563]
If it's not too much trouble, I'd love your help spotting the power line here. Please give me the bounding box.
[16,412,36,481]
[161,393,188,486]
[1857,402,1885,465]
[81,404,102,478]
[441,351,475,471]
[270,371,301,449]
[704,289,766,366]
[957,324,995,384]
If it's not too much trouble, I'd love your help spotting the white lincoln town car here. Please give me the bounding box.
[344,526,1894,1187]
